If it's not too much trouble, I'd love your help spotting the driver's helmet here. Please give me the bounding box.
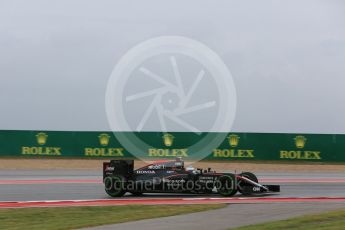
[175,157,184,169]
[186,165,195,171]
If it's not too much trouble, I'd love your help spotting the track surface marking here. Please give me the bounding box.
[1,197,345,208]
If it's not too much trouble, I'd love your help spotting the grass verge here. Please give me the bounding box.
[234,209,345,230]
[0,204,226,230]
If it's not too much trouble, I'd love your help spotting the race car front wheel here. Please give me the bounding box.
[217,174,237,197]
[238,172,258,195]
[104,175,126,197]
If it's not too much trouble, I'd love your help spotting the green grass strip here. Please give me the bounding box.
[0,204,226,230]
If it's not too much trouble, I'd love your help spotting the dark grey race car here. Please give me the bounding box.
[103,158,280,197]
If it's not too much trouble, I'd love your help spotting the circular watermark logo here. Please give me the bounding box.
[106,36,236,163]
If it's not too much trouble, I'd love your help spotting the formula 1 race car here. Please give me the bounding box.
[103,158,280,197]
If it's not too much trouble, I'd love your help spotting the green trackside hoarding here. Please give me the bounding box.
[0,130,344,162]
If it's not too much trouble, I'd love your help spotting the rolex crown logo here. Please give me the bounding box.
[163,133,174,147]
[294,135,307,149]
[228,134,240,148]
[36,132,48,145]
[99,134,111,146]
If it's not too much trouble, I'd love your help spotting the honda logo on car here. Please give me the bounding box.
[135,170,155,174]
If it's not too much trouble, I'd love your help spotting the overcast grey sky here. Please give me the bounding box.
[0,0,344,133]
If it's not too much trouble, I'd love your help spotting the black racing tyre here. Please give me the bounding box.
[217,174,237,197]
[238,172,258,195]
[104,175,126,197]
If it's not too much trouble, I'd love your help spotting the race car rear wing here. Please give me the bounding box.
[103,160,134,180]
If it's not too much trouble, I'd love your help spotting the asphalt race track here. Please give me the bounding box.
[0,170,344,203]
[0,169,344,229]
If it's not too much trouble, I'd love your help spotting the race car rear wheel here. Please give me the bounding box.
[104,175,126,197]
[238,172,258,195]
[217,174,237,197]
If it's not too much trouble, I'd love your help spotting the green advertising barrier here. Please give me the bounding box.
[0,130,344,162]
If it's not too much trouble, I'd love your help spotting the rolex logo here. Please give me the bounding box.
[228,134,240,148]
[99,134,111,146]
[36,132,48,145]
[163,133,174,147]
[294,135,307,149]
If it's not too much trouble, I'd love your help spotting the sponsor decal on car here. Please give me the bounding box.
[253,187,261,192]
[198,176,215,183]
[148,164,166,169]
[135,170,156,174]
[105,166,115,171]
